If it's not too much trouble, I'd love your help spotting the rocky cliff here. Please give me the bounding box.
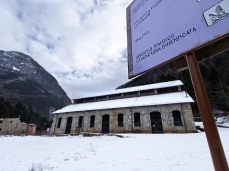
[0,50,71,117]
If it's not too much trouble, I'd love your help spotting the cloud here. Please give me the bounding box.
[0,0,133,99]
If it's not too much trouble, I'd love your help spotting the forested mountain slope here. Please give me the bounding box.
[0,97,47,130]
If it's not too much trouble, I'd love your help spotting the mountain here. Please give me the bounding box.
[0,50,71,118]
[117,49,229,116]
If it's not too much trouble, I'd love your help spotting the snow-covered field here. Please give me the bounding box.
[1,123,229,171]
[216,115,229,128]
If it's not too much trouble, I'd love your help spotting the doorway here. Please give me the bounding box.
[65,117,73,134]
[150,112,163,133]
[102,115,110,134]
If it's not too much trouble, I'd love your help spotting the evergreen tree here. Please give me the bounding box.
[0,97,48,130]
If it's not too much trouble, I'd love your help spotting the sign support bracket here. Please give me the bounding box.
[185,52,229,171]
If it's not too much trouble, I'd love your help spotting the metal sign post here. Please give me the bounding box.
[186,52,229,171]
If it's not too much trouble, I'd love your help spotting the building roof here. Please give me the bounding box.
[73,80,183,99]
[53,91,194,114]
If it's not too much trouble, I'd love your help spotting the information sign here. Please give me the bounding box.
[127,0,229,78]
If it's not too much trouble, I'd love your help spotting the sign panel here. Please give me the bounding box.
[127,0,229,78]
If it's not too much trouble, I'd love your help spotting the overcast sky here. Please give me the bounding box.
[0,0,133,99]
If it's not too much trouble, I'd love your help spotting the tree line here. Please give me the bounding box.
[0,97,48,130]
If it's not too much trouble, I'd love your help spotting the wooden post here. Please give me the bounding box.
[185,52,228,171]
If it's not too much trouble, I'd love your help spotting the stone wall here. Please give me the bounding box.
[50,103,196,134]
[0,118,27,135]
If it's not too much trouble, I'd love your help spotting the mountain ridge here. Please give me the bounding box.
[0,50,71,117]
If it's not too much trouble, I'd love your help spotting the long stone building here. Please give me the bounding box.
[50,80,196,134]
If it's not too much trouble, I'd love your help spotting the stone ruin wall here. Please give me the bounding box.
[0,118,27,135]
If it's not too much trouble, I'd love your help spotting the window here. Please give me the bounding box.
[172,110,183,126]
[178,86,182,91]
[158,88,170,94]
[85,98,94,103]
[109,94,122,100]
[109,96,115,100]
[0,128,2,131]
[78,116,83,127]
[115,95,122,99]
[57,117,62,128]
[148,91,154,95]
[90,115,95,127]
[123,94,130,98]
[134,113,141,126]
[140,90,154,96]
[130,93,138,97]
[118,114,123,126]
[158,86,178,94]
[74,99,84,104]
[123,92,138,98]
[96,96,107,101]
[140,92,148,96]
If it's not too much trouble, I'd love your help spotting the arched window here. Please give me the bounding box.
[57,117,62,128]
[172,110,183,126]
[90,115,95,127]
[118,114,123,126]
[78,116,83,127]
[134,113,141,126]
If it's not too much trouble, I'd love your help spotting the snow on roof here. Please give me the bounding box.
[53,91,193,114]
[73,80,183,99]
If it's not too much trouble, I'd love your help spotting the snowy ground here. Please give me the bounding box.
[216,115,229,127]
[1,123,229,171]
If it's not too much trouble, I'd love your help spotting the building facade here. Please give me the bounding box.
[50,80,196,134]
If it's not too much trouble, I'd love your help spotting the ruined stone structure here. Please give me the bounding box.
[0,118,27,135]
[27,124,37,135]
[50,80,196,134]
